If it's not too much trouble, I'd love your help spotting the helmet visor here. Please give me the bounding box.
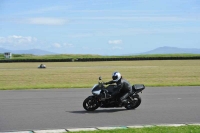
[112,75,118,80]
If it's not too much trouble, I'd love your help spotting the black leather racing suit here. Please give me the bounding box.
[105,78,132,103]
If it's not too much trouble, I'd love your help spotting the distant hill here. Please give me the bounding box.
[142,46,200,54]
[1,46,200,56]
[0,48,56,55]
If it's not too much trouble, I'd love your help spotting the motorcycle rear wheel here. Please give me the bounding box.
[125,95,141,110]
[83,97,99,111]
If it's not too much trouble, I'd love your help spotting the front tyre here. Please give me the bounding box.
[125,94,141,110]
[83,97,99,111]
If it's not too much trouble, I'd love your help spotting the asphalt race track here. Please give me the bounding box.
[0,87,200,132]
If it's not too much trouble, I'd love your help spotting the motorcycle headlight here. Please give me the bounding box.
[92,90,101,95]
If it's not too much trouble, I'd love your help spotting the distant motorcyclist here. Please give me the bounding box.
[104,72,132,106]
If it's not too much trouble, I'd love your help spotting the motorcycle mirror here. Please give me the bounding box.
[99,76,102,80]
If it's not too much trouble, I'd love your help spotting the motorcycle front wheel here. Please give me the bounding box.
[125,94,141,110]
[83,97,99,111]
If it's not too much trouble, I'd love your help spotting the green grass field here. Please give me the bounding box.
[67,125,200,133]
[0,60,200,90]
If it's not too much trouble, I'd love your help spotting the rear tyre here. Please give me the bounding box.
[83,97,99,111]
[125,94,141,110]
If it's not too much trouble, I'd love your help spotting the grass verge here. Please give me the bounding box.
[66,125,200,133]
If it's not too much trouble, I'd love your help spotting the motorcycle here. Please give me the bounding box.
[83,77,145,111]
[38,64,46,68]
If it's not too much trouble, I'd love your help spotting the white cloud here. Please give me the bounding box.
[63,43,74,47]
[52,43,61,48]
[108,40,122,44]
[27,17,66,25]
[0,35,37,45]
[52,43,74,48]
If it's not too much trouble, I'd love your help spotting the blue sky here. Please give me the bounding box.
[0,0,200,55]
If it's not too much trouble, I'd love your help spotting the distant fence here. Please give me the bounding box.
[1,56,200,63]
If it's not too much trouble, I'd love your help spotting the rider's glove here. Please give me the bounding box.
[103,82,108,85]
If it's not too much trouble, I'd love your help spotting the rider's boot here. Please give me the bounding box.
[107,94,111,98]
[118,99,127,106]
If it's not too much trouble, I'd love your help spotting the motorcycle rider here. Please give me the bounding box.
[104,72,132,106]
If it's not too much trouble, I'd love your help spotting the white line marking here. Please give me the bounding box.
[34,129,67,133]
[66,128,97,132]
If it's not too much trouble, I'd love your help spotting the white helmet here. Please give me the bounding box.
[112,72,121,82]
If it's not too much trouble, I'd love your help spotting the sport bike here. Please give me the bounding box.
[83,77,145,111]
